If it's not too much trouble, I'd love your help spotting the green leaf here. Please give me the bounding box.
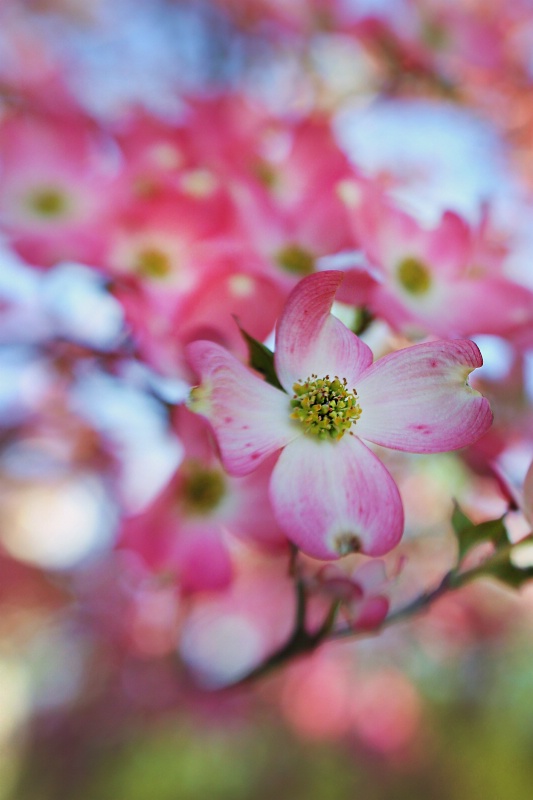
[351,307,374,337]
[451,503,473,543]
[483,560,533,589]
[236,323,284,390]
[452,502,507,562]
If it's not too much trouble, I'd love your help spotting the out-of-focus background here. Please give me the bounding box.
[1,1,533,798]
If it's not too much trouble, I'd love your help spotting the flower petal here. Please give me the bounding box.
[372,276,533,340]
[353,596,390,632]
[436,278,533,339]
[422,210,472,278]
[186,340,299,475]
[269,434,404,560]
[175,524,233,594]
[355,340,493,452]
[274,271,373,391]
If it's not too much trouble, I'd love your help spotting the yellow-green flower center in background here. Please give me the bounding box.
[136,247,172,279]
[181,464,226,514]
[396,256,432,295]
[28,187,68,218]
[277,244,315,276]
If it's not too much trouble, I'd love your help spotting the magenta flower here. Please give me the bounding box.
[187,271,492,560]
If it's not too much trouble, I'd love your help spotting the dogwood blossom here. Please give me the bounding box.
[189,271,492,560]
[345,191,533,342]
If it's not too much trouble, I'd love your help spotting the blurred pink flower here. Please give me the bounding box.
[346,192,533,342]
[0,108,119,267]
[187,271,492,560]
[119,406,287,595]
[314,559,391,631]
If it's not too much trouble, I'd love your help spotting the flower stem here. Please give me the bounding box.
[232,532,533,687]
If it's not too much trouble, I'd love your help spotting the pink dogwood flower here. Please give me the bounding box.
[187,271,492,560]
[345,191,533,342]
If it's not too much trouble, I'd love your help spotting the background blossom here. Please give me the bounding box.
[0,1,533,799]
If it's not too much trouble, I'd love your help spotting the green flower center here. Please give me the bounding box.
[291,375,362,440]
[181,465,226,514]
[253,160,278,189]
[136,247,172,279]
[396,256,432,295]
[277,244,315,276]
[28,187,68,218]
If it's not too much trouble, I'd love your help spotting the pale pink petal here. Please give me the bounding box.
[439,278,533,339]
[351,559,388,593]
[224,454,290,550]
[175,524,233,595]
[269,434,404,560]
[373,277,533,340]
[186,340,299,475]
[356,193,422,271]
[423,211,471,278]
[274,271,373,392]
[372,277,533,338]
[355,340,492,453]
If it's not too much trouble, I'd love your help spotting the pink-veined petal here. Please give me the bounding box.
[269,434,404,560]
[274,271,373,392]
[355,340,492,453]
[186,340,299,475]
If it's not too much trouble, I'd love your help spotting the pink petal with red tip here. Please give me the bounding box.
[274,271,373,392]
[353,596,390,631]
[355,340,493,453]
[186,340,298,475]
[269,434,404,560]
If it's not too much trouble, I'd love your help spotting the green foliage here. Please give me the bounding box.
[480,558,533,589]
[451,504,507,561]
[237,323,284,390]
[451,503,533,589]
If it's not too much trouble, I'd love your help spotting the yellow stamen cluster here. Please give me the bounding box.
[291,375,362,440]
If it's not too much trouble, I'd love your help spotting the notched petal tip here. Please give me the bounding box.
[270,435,404,561]
[275,270,373,391]
[355,338,493,453]
[333,532,362,557]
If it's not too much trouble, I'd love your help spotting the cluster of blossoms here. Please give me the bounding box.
[0,3,533,788]
[188,270,493,561]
